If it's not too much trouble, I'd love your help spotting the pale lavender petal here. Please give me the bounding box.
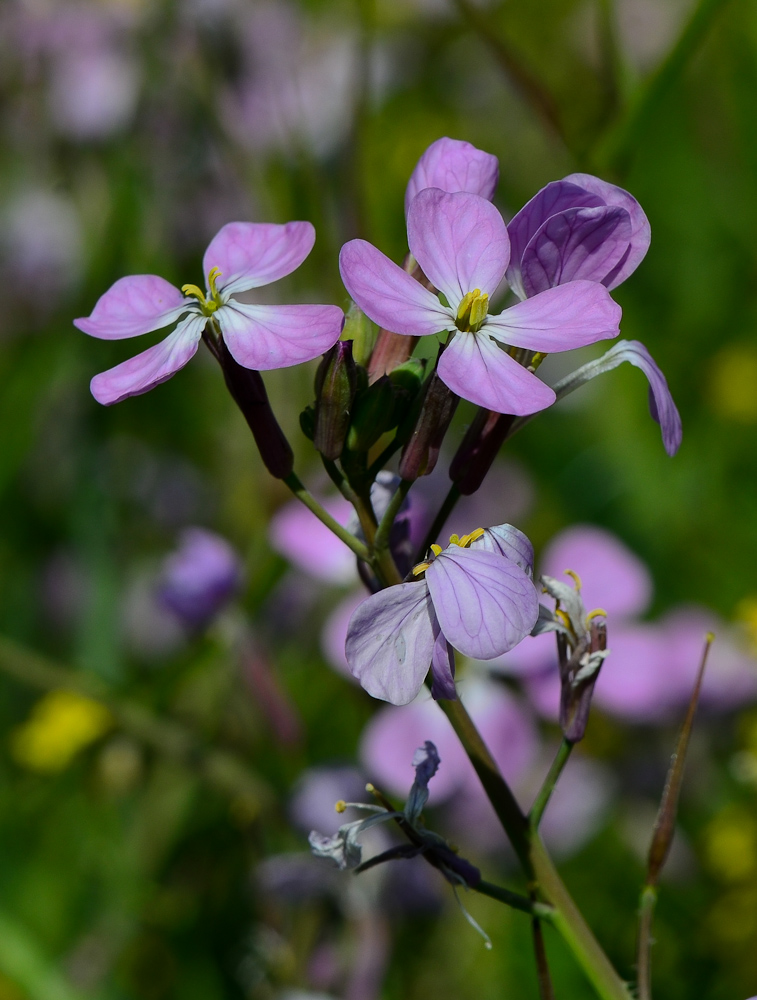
[158,528,243,629]
[563,173,651,288]
[90,314,205,405]
[74,274,188,340]
[404,137,499,217]
[485,280,621,353]
[521,206,632,297]
[591,623,676,722]
[345,583,438,705]
[203,221,315,296]
[217,302,344,370]
[339,239,452,336]
[470,523,534,576]
[407,189,510,307]
[538,756,615,859]
[489,630,556,678]
[438,332,556,415]
[426,546,538,660]
[551,340,682,455]
[431,633,456,700]
[269,496,356,584]
[541,525,652,620]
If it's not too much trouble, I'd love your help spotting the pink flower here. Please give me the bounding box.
[75,221,344,404]
[340,188,621,416]
[404,137,499,217]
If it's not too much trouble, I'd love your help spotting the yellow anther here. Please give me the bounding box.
[181,282,207,303]
[555,609,572,629]
[335,799,347,813]
[564,569,582,591]
[706,630,716,644]
[458,527,485,547]
[455,288,489,333]
[430,543,442,557]
[528,352,548,373]
[585,608,607,623]
[412,561,431,576]
[469,291,489,330]
[448,533,461,546]
[365,783,376,794]
[207,266,223,300]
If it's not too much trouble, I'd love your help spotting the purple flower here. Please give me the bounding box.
[506,174,651,300]
[404,137,499,217]
[340,189,621,416]
[75,221,344,405]
[157,528,243,630]
[346,525,539,705]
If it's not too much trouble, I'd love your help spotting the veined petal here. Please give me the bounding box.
[345,583,439,705]
[521,206,632,297]
[485,280,620,353]
[563,173,651,289]
[551,339,682,455]
[218,302,344,370]
[74,275,188,340]
[438,332,556,415]
[339,239,452,336]
[470,524,534,576]
[90,313,205,405]
[430,634,457,700]
[204,221,315,296]
[405,137,499,218]
[426,546,538,661]
[407,189,510,306]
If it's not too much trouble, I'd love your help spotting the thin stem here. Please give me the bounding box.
[414,484,461,564]
[530,739,574,829]
[373,479,412,553]
[636,885,657,1000]
[475,880,553,919]
[283,472,369,562]
[533,917,557,1000]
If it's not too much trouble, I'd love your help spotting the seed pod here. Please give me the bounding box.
[314,341,357,460]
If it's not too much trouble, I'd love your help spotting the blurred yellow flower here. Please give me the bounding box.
[703,809,757,882]
[10,690,113,774]
[707,346,757,422]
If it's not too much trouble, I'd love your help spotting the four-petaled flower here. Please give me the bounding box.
[346,524,539,705]
[339,188,622,415]
[75,221,344,404]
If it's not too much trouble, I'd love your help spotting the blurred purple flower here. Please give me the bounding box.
[404,137,499,217]
[507,175,651,300]
[158,527,243,630]
[75,221,343,404]
[340,189,621,415]
[269,494,357,585]
[346,525,538,704]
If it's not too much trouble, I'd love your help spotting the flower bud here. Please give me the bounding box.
[449,409,515,495]
[314,341,357,461]
[398,373,459,480]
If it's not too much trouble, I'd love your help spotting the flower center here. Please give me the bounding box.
[181,266,224,317]
[411,528,485,576]
[455,289,489,333]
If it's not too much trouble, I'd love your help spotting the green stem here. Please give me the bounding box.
[373,479,412,553]
[415,483,461,563]
[474,880,553,918]
[530,739,574,829]
[533,916,556,1000]
[283,471,369,562]
[636,885,657,1000]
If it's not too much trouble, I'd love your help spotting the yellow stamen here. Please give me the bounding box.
[430,544,442,557]
[564,569,582,591]
[555,609,572,630]
[207,266,223,301]
[181,282,207,304]
[335,799,347,813]
[585,608,607,623]
[455,289,489,333]
[448,533,460,546]
[412,561,431,576]
[528,352,548,372]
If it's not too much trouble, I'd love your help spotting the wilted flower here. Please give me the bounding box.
[158,527,243,630]
[404,136,499,217]
[75,221,343,404]
[506,174,651,300]
[340,189,621,415]
[346,524,538,704]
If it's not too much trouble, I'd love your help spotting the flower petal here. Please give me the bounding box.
[425,546,538,660]
[74,275,188,340]
[345,583,439,705]
[521,206,632,297]
[218,302,344,370]
[563,173,651,288]
[203,221,315,296]
[470,524,534,576]
[90,313,205,405]
[438,332,556,415]
[485,280,621,353]
[550,339,682,455]
[404,137,499,217]
[430,634,456,700]
[339,239,452,336]
[407,189,510,307]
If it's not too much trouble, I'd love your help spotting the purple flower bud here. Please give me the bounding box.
[158,528,243,630]
[405,137,499,218]
[314,340,357,460]
[398,372,459,480]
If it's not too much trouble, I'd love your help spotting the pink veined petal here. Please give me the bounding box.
[425,546,538,661]
[407,188,510,307]
[563,173,651,289]
[438,332,556,415]
[217,302,344,370]
[74,275,189,340]
[485,280,621,353]
[345,583,439,705]
[203,221,316,296]
[89,313,205,405]
[404,137,499,217]
[339,239,452,336]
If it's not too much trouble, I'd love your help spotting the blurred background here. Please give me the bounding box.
[1,0,757,997]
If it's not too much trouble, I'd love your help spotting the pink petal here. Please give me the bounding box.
[345,583,438,705]
[407,189,510,307]
[217,302,344,370]
[438,332,556,415]
[203,221,315,296]
[269,496,357,584]
[90,314,205,405]
[425,546,538,660]
[339,239,451,336]
[485,280,621,352]
[404,137,499,217]
[74,275,188,340]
